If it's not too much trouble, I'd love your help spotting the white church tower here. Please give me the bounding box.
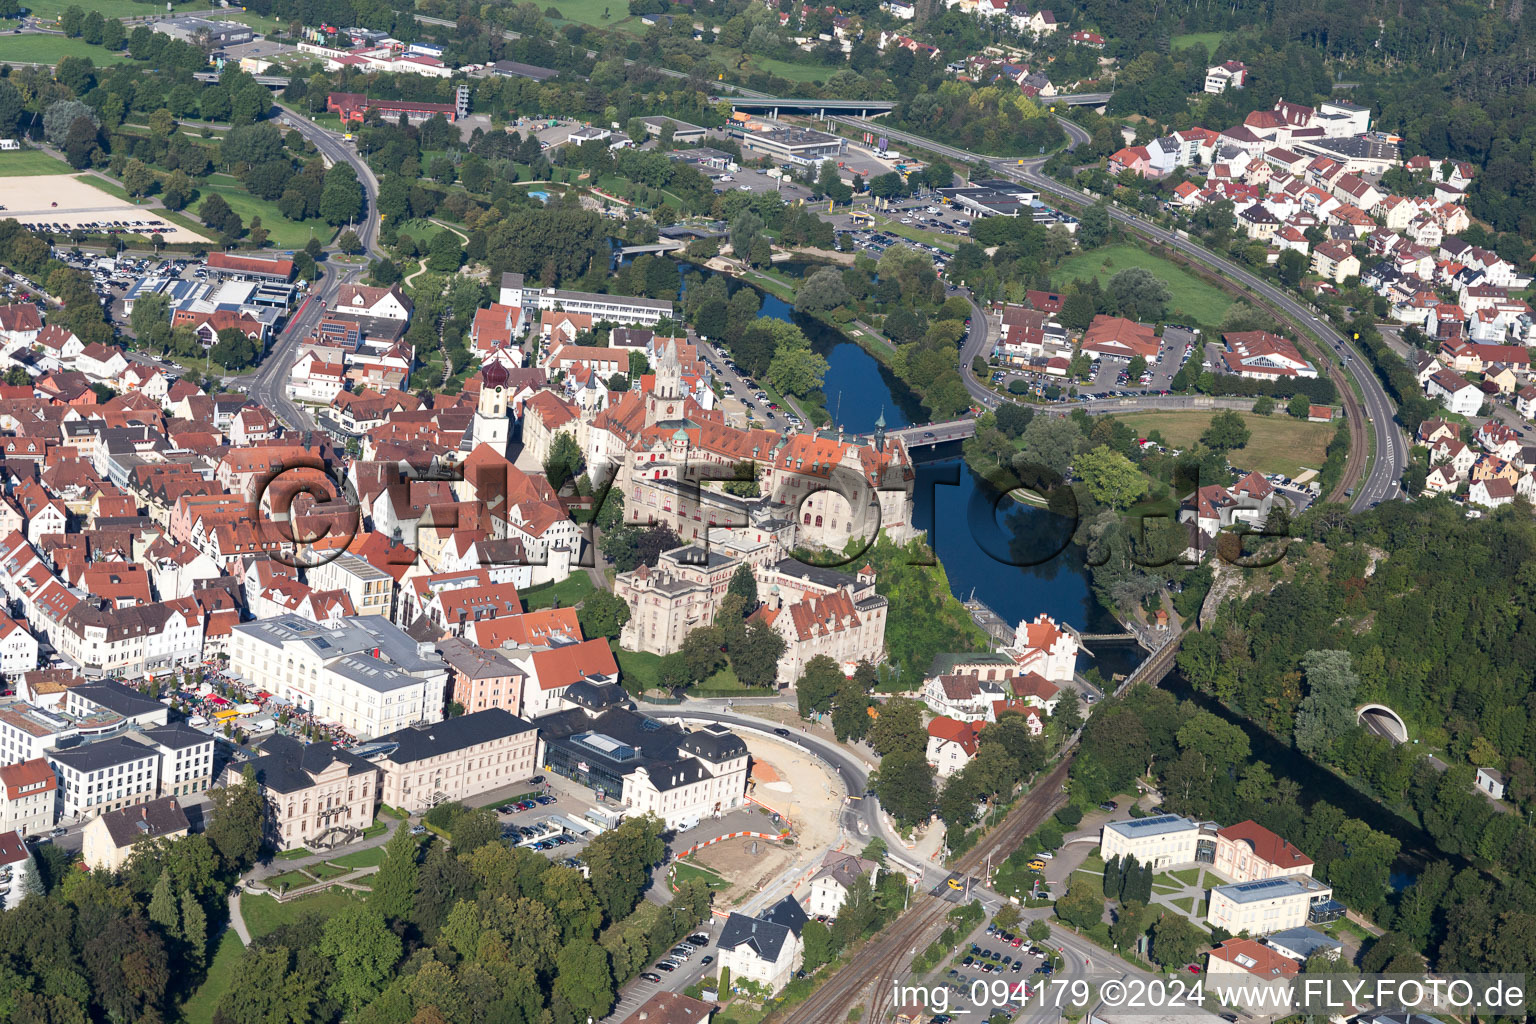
[474,361,512,456]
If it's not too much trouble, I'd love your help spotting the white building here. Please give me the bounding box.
[500,273,674,327]
[1100,814,1202,869]
[228,615,450,741]
[0,758,57,836]
[305,554,394,619]
[804,850,879,917]
[716,897,808,995]
[1426,368,1484,415]
[1207,875,1340,936]
[367,708,541,813]
[620,722,749,829]
[49,736,162,821]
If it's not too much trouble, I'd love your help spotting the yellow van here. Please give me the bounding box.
[1027,858,1047,872]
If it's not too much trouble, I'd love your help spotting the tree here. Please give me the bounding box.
[996,402,1034,439]
[871,748,936,828]
[1076,445,1147,510]
[1109,901,1145,951]
[544,432,584,491]
[1149,912,1203,969]
[731,620,787,688]
[369,822,420,921]
[337,229,363,254]
[1026,919,1051,942]
[729,208,763,259]
[1277,248,1307,287]
[551,940,614,1024]
[122,159,157,198]
[868,698,927,758]
[581,815,665,922]
[320,169,364,226]
[1287,394,1311,418]
[1106,267,1171,321]
[680,626,727,683]
[426,230,463,272]
[795,266,850,313]
[205,768,264,873]
[577,590,631,640]
[1294,650,1359,757]
[1252,395,1275,415]
[319,906,402,1010]
[802,919,837,971]
[1060,289,1097,332]
[1016,414,1084,479]
[726,564,758,609]
[1077,202,1110,247]
[769,341,829,399]
[1055,874,1105,930]
[210,328,257,370]
[797,654,842,718]
[1200,410,1251,451]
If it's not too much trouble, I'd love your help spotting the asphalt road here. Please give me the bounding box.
[835,115,1406,513]
[235,104,386,434]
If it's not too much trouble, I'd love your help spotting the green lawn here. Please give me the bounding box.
[271,846,314,860]
[1168,866,1203,886]
[0,34,132,64]
[1171,896,1196,914]
[1111,410,1335,478]
[1171,31,1224,56]
[328,846,386,870]
[543,0,632,27]
[1052,244,1234,326]
[521,573,597,611]
[740,53,832,85]
[306,862,350,881]
[27,0,195,19]
[0,150,72,176]
[673,860,731,890]
[178,928,244,1024]
[197,178,333,251]
[239,887,367,941]
[264,869,315,891]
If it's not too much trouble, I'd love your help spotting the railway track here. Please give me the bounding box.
[775,759,1073,1024]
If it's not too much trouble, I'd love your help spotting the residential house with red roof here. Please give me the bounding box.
[926,716,984,777]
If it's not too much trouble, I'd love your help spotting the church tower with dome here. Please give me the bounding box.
[474,362,512,456]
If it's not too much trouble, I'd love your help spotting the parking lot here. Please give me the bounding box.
[989,324,1205,404]
[840,226,952,275]
[699,338,802,430]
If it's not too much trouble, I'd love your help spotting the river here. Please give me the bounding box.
[707,263,1440,882]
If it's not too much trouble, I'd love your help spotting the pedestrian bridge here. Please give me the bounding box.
[1358,704,1408,743]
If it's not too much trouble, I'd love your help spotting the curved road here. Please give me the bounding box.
[838,115,1405,513]
[237,103,385,433]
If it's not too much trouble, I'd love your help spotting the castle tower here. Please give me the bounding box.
[474,362,511,456]
[655,338,682,400]
[874,408,887,453]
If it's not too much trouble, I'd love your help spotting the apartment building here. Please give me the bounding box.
[305,553,394,618]
[0,758,57,836]
[49,736,162,820]
[81,795,189,872]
